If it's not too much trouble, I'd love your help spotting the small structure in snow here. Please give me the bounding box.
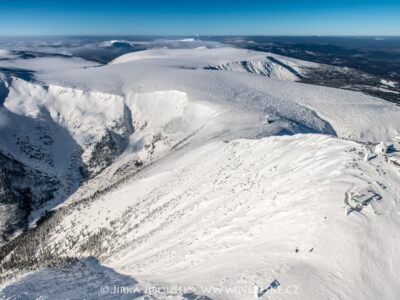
[375,142,389,155]
[263,114,278,125]
[363,153,369,162]
[386,140,400,168]
[344,188,382,215]
[363,152,377,162]
[255,279,281,298]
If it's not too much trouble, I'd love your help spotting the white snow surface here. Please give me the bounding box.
[51,135,400,299]
[1,46,400,299]
[0,49,18,60]
[380,79,397,88]
[19,47,400,143]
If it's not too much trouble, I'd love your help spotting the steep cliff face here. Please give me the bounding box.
[0,77,218,243]
[0,77,136,242]
[204,56,302,81]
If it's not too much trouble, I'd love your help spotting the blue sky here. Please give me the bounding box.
[0,0,399,36]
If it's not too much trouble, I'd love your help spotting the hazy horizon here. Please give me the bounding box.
[0,0,399,36]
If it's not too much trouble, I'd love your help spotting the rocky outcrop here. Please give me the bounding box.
[0,151,59,245]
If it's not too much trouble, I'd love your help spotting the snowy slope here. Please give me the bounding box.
[0,76,220,241]
[2,135,400,299]
[26,47,400,143]
[1,45,400,300]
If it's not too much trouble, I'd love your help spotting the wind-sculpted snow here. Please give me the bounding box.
[1,46,400,299]
[0,257,144,300]
[2,79,215,177]
[28,47,399,142]
[204,57,302,81]
[2,135,400,299]
[4,78,134,175]
[0,76,219,242]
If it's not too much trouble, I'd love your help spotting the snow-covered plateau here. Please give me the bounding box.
[1,45,400,300]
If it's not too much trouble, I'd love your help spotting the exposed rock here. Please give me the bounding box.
[0,151,59,245]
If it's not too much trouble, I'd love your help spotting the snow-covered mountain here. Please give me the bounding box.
[1,45,400,299]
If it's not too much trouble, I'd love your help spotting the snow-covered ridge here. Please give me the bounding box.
[2,134,400,299]
[109,47,307,82]
[204,57,301,81]
[3,78,217,173]
[1,45,400,299]
[94,48,400,143]
[1,47,399,246]
[108,47,261,65]
[0,76,219,244]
